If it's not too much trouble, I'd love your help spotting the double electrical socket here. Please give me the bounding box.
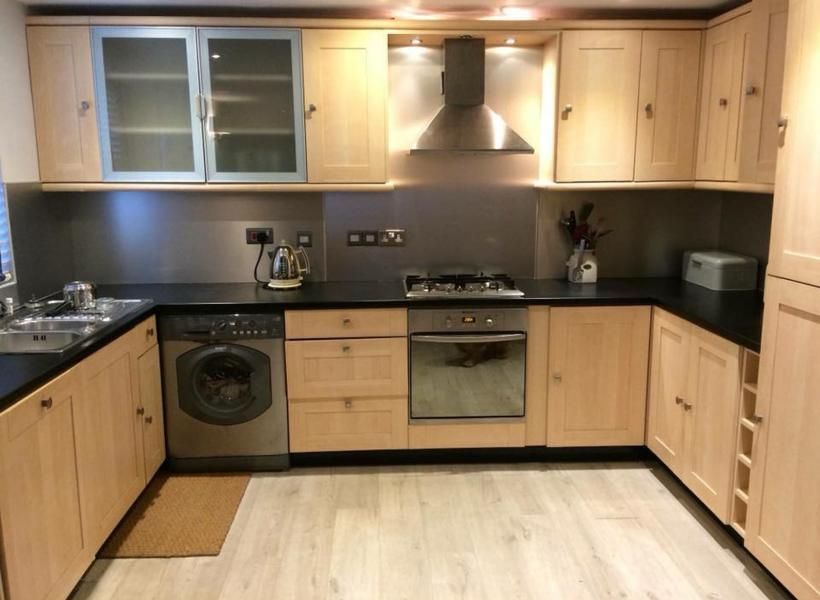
[347,229,406,247]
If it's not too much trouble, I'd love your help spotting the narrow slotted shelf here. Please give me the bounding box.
[730,348,761,540]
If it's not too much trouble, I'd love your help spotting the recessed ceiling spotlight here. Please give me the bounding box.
[500,5,532,18]
[505,37,516,45]
[411,37,422,45]
[211,53,221,60]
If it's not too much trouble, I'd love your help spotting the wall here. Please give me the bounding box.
[0,0,38,184]
[324,45,542,281]
[56,191,325,284]
[535,189,725,279]
[717,192,774,268]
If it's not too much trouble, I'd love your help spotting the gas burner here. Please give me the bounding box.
[405,273,524,298]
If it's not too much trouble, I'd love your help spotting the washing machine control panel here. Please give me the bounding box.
[163,313,284,341]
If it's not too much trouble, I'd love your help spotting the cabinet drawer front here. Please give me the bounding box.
[130,315,158,356]
[289,397,408,452]
[285,308,406,339]
[286,337,407,399]
[2,368,79,441]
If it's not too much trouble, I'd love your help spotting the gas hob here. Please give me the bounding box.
[404,273,524,298]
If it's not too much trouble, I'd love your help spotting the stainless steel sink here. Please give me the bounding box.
[0,298,151,354]
[10,319,94,333]
[0,330,84,353]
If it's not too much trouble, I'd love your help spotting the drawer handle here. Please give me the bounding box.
[552,372,562,382]
[719,97,728,107]
[342,318,352,326]
[675,396,684,405]
[145,415,153,425]
[41,397,53,409]
[342,345,351,353]
[136,406,145,416]
[683,402,694,411]
[146,327,155,338]
[344,399,353,408]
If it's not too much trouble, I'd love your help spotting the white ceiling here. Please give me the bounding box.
[20,0,741,18]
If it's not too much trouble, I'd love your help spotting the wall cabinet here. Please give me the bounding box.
[647,308,741,522]
[634,30,702,181]
[547,306,650,446]
[745,277,820,600]
[767,0,820,288]
[91,27,206,182]
[556,29,701,183]
[738,0,789,184]
[695,15,748,182]
[555,30,642,182]
[696,1,788,185]
[27,26,102,182]
[0,369,91,600]
[28,25,389,185]
[302,29,388,183]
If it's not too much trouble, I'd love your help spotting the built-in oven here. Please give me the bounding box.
[408,308,527,420]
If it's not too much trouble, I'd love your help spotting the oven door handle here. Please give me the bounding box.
[412,333,526,344]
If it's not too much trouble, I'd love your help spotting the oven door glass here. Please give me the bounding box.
[410,332,526,419]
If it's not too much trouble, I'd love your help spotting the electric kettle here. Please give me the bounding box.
[268,240,310,289]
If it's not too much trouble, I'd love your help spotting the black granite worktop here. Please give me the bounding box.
[0,278,763,410]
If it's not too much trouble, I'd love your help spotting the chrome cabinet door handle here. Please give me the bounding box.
[145,415,153,425]
[675,396,684,405]
[719,98,729,107]
[307,103,317,116]
[745,85,758,96]
[552,373,562,382]
[561,104,573,120]
[644,102,653,115]
[41,397,53,409]
[79,100,91,112]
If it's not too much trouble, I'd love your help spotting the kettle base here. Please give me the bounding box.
[267,278,303,290]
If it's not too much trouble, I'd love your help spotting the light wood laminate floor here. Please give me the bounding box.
[71,461,790,600]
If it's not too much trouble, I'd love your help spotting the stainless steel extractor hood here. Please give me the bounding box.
[411,37,534,154]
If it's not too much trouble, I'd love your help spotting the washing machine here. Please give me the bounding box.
[160,312,288,471]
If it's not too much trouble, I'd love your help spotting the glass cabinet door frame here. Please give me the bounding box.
[91,26,206,182]
[197,28,307,182]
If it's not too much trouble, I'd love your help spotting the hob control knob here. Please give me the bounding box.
[485,317,495,327]
[215,320,228,330]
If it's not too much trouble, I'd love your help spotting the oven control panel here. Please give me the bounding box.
[408,308,528,333]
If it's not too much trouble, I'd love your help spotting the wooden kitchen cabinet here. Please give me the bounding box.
[745,278,820,600]
[695,15,748,181]
[547,306,650,446]
[302,29,388,183]
[738,0,789,184]
[285,308,406,340]
[681,324,741,521]
[0,368,91,600]
[27,26,102,182]
[767,0,820,288]
[555,30,642,182]
[136,343,165,480]
[647,308,741,522]
[74,330,147,549]
[634,30,702,181]
[289,397,408,452]
[285,337,407,400]
[646,309,690,472]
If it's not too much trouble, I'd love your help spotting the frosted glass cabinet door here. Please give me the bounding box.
[92,27,205,181]
[198,29,306,182]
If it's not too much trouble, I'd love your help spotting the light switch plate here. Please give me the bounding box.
[362,230,379,246]
[296,231,313,247]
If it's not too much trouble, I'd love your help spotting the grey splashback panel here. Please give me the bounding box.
[536,190,725,279]
[7,182,73,301]
[62,190,325,284]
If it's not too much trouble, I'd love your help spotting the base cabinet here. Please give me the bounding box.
[285,309,408,453]
[0,369,91,600]
[547,306,651,446]
[745,277,820,600]
[0,317,163,600]
[647,308,741,522]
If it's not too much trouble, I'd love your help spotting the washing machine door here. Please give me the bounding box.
[176,343,272,426]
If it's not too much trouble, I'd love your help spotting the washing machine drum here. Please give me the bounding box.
[176,343,272,426]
